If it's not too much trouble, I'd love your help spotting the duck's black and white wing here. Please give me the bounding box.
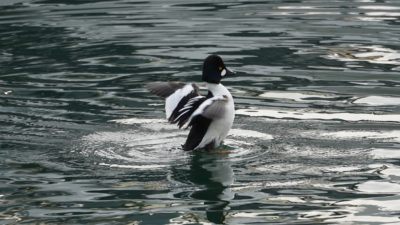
[187,95,229,122]
[146,82,186,98]
[182,95,230,150]
[146,82,206,128]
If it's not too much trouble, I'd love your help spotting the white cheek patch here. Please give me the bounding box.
[221,69,226,76]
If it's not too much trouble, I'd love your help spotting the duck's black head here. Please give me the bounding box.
[202,55,234,84]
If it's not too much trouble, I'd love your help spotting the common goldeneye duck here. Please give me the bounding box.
[147,55,235,151]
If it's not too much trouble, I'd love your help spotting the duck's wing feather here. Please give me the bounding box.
[201,95,228,119]
[173,96,207,128]
[182,96,230,150]
[186,95,228,126]
[146,82,204,127]
[146,82,187,98]
[182,115,212,151]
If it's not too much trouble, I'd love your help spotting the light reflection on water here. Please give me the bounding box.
[1,0,400,224]
[237,108,400,123]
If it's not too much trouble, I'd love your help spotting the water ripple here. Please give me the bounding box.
[2,0,400,224]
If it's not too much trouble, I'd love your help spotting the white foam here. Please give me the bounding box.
[324,166,363,173]
[230,129,273,139]
[236,108,400,123]
[353,96,400,106]
[336,199,400,212]
[356,16,398,22]
[277,6,315,10]
[141,123,181,131]
[366,12,400,17]
[359,5,400,10]
[357,181,400,194]
[83,131,184,143]
[260,92,339,102]
[99,163,167,170]
[381,167,400,178]
[328,214,400,224]
[370,149,400,159]
[319,130,400,142]
[81,128,188,165]
[111,118,165,124]
[267,196,306,203]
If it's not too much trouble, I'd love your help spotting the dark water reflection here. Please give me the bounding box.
[184,153,233,224]
[1,0,400,224]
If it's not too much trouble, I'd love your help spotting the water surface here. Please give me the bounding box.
[1,0,400,224]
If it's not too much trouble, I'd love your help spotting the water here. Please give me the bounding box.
[1,0,400,224]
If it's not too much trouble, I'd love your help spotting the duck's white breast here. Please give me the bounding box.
[195,83,235,149]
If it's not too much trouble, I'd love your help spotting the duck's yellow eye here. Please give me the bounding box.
[219,66,223,71]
